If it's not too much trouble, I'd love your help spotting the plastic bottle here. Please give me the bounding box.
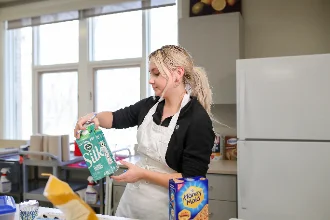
[84,176,98,205]
[0,168,11,193]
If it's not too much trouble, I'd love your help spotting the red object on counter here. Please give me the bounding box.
[74,141,82,156]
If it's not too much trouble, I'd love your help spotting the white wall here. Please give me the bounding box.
[243,0,330,58]
[180,0,330,59]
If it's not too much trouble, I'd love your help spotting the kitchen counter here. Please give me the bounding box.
[15,205,137,220]
[117,155,237,175]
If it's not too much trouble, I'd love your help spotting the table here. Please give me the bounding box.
[14,205,137,220]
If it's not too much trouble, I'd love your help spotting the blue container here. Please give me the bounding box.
[0,196,16,220]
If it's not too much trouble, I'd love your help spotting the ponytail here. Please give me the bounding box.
[188,66,234,129]
[187,66,213,116]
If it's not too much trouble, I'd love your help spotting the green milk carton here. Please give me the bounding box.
[76,123,118,181]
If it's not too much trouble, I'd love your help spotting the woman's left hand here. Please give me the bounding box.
[111,161,145,183]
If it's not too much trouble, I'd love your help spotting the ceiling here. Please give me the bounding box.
[0,0,47,8]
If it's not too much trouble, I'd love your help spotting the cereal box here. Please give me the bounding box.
[224,136,237,160]
[169,177,209,220]
[76,123,118,181]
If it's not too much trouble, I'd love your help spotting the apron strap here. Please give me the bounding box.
[168,93,190,130]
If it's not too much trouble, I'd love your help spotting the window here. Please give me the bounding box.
[92,11,142,61]
[5,21,79,142]
[149,5,178,52]
[35,21,79,143]
[5,27,33,140]
[4,4,178,152]
[94,67,140,150]
[40,71,78,141]
[147,5,178,96]
[38,21,79,65]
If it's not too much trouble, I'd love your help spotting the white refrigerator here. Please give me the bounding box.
[236,53,330,220]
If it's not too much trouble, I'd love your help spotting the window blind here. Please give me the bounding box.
[6,0,176,30]
[81,0,175,19]
[7,11,79,30]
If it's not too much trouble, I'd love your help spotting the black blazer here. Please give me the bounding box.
[112,96,215,178]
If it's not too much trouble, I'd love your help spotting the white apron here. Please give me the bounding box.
[115,94,190,220]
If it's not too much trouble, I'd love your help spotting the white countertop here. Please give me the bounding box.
[14,205,137,220]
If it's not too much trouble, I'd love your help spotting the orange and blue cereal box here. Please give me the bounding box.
[169,177,209,220]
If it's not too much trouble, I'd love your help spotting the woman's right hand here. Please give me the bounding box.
[74,112,100,139]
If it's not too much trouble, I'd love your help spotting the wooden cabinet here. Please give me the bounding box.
[209,200,237,220]
[206,174,237,220]
[178,12,244,104]
[207,174,237,201]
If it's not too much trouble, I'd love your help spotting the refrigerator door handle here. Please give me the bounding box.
[239,141,248,209]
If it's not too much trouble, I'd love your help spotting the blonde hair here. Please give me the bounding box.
[149,45,213,116]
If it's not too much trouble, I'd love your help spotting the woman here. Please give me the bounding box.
[74,45,215,220]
